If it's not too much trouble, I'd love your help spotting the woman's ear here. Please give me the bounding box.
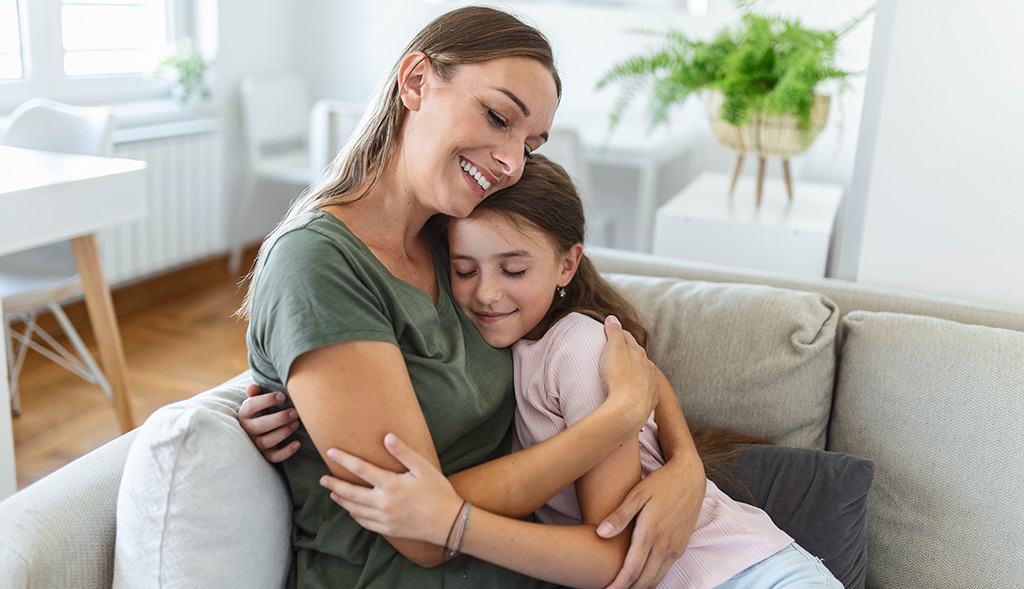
[397,51,430,111]
[560,243,584,285]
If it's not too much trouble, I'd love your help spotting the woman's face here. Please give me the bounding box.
[448,211,578,348]
[398,56,559,219]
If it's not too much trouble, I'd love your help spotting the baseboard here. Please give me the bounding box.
[9,244,260,339]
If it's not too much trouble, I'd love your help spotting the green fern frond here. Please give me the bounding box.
[595,8,871,134]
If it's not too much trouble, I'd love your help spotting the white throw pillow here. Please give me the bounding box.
[113,387,292,588]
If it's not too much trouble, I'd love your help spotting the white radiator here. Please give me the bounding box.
[102,126,225,285]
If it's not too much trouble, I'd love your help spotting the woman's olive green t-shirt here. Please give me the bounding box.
[247,211,555,589]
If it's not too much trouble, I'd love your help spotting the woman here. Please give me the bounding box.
[239,6,705,587]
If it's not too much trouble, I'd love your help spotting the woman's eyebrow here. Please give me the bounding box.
[495,88,550,142]
[497,88,530,117]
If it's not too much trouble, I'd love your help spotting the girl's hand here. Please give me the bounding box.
[597,458,705,589]
[238,383,301,463]
[599,316,659,427]
[320,433,464,546]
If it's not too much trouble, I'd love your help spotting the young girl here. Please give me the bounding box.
[319,155,842,588]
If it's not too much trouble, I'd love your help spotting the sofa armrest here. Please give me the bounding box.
[0,371,256,588]
[0,430,136,589]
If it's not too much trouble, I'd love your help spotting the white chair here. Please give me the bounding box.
[308,98,364,183]
[539,127,615,247]
[227,72,313,275]
[0,99,116,416]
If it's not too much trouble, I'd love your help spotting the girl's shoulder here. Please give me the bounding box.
[546,312,606,349]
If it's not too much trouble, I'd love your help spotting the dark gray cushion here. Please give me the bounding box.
[711,444,874,589]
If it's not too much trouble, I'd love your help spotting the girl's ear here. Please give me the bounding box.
[560,243,584,285]
[398,51,430,111]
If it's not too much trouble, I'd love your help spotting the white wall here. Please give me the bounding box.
[215,0,299,246]
[289,0,874,251]
[841,0,1024,309]
[220,0,1021,309]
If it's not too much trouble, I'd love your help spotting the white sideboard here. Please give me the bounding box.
[653,172,843,277]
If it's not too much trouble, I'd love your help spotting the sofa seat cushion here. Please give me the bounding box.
[712,444,874,589]
[829,311,1024,589]
[113,374,291,588]
[605,273,838,448]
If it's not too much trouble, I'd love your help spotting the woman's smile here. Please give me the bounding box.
[459,157,493,193]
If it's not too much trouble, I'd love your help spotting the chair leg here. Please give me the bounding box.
[228,174,259,276]
[49,302,113,403]
[4,316,23,416]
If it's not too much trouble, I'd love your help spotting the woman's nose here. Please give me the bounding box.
[493,141,525,181]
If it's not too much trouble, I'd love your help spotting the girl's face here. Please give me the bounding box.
[449,211,581,348]
[398,55,558,219]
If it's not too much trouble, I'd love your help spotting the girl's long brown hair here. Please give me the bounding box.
[463,154,771,475]
[239,6,561,318]
[468,154,649,346]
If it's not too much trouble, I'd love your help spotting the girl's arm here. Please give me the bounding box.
[597,371,707,588]
[286,317,657,567]
[324,433,642,589]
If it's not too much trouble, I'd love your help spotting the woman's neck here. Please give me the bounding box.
[321,175,440,303]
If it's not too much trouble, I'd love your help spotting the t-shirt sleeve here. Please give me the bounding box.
[248,226,397,387]
[545,316,609,427]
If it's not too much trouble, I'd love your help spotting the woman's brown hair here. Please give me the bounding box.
[239,6,561,318]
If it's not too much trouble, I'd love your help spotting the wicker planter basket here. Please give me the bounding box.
[707,90,831,206]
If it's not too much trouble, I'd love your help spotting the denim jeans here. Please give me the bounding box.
[714,543,843,589]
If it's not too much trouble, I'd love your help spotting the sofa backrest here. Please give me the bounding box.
[589,247,1024,333]
[591,247,1024,589]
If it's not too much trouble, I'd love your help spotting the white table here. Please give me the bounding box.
[0,146,146,499]
[653,172,843,276]
[555,113,692,252]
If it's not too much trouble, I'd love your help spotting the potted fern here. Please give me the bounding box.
[598,9,872,205]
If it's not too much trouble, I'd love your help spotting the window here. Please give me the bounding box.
[61,0,169,76]
[0,0,188,109]
[0,0,24,80]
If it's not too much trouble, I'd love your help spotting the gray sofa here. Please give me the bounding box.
[2,246,1022,588]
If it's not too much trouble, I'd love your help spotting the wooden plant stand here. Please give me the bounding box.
[728,155,794,207]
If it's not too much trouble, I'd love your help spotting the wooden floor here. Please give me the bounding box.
[12,253,254,490]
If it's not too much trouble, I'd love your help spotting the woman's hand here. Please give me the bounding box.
[599,315,660,432]
[320,433,464,546]
[597,457,705,589]
[238,383,301,463]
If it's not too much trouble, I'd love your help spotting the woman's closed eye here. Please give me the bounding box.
[453,268,477,279]
[487,108,533,160]
[486,108,509,129]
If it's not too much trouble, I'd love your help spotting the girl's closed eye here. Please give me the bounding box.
[503,268,527,278]
[453,267,477,279]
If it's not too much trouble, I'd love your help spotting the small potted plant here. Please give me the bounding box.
[157,38,213,108]
[598,9,872,205]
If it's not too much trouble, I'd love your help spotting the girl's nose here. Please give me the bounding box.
[476,279,502,305]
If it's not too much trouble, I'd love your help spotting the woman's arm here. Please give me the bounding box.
[289,318,656,567]
[325,433,642,589]
[597,370,706,589]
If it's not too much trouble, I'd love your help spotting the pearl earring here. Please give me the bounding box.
[556,285,566,299]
